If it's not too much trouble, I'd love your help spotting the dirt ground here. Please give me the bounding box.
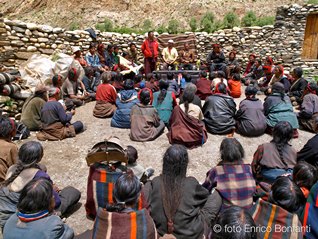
[13,93,315,237]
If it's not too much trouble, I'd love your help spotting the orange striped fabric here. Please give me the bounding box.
[130,212,137,239]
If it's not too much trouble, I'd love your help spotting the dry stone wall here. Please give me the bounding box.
[0,4,318,75]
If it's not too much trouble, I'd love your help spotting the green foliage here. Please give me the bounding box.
[95,18,113,32]
[307,0,318,4]
[167,19,179,34]
[200,12,215,32]
[114,26,140,34]
[69,21,80,31]
[189,17,197,32]
[255,16,275,26]
[222,11,240,29]
[142,19,153,33]
[157,24,166,34]
[241,11,257,27]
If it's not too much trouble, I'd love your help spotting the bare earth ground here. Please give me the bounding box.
[12,91,314,237]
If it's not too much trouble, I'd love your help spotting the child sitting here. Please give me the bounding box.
[228,73,242,98]
[127,146,154,184]
[202,138,256,210]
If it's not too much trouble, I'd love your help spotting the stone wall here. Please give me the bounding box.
[0,4,318,75]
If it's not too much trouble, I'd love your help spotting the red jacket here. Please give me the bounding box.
[141,39,159,58]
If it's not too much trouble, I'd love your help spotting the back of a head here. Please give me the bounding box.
[146,73,153,81]
[200,71,207,78]
[232,73,241,82]
[183,83,197,100]
[162,144,188,178]
[134,74,143,84]
[293,67,303,79]
[0,115,15,139]
[101,72,112,84]
[84,66,94,77]
[113,173,141,207]
[216,82,227,94]
[167,72,174,80]
[272,82,285,94]
[245,86,258,97]
[18,178,53,214]
[307,82,318,95]
[270,176,304,213]
[52,75,61,87]
[184,74,192,83]
[127,145,138,164]
[159,80,169,91]
[124,79,134,90]
[34,84,48,99]
[218,71,226,79]
[272,121,293,145]
[293,161,318,190]
[220,138,244,164]
[19,141,43,165]
[213,206,257,239]
[68,68,78,81]
[140,89,151,105]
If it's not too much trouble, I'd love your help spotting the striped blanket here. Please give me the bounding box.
[85,163,145,219]
[250,199,303,239]
[302,182,318,239]
[92,208,157,239]
[157,34,196,56]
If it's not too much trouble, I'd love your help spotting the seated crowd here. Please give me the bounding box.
[1,31,318,239]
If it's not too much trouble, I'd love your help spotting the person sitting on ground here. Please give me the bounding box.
[111,79,139,128]
[52,74,63,89]
[37,87,84,141]
[166,72,179,95]
[152,80,177,126]
[130,89,165,142]
[3,178,74,239]
[264,82,299,137]
[73,46,88,68]
[0,116,17,182]
[212,206,257,239]
[82,66,101,100]
[93,72,117,118]
[126,145,154,183]
[179,82,202,108]
[144,145,222,239]
[252,121,297,184]
[293,161,318,201]
[203,82,236,135]
[289,67,308,105]
[162,39,178,70]
[92,173,157,239]
[61,67,89,107]
[297,133,318,168]
[195,71,212,100]
[96,42,107,67]
[228,73,242,98]
[211,71,228,93]
[243,59,264,86]
[258,56,275,90]
[179,43,196,70]
[243,54,256,77]
[206,43,227,74]
[85,43,106,73]
[203,138,256,210]
[0,141,81,227]
[112,45,120,66]
[250,177,304,239]
[127,42,140,65]
[145,73,159,92]
[104,44,115,69]
[226,51,240,78]
[21,84,48,131]
[168,84,207,148]
[297,82,318,133]
[112,72,125,92]
[267,65,291,94]
[235,86,267,137]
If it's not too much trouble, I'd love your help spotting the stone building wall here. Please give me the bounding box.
[0,4,318,75]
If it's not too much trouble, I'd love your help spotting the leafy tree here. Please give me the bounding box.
[189,17,197,32]
[142,19,153,33]
[255,16,275,26]
[223,11,240,29]
[167,19,179,34]
[96,18,113,32]
[200,12,215,33]
[157,24,166,34]
[241,11,257,27]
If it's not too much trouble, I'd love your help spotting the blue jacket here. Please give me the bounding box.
[111,90,139,128]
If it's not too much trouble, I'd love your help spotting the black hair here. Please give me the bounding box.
[107,173,141,212]
[255,59,262,65]
[167,72,174,80]
[146,73,153,81]
[213,206,257,239]
[127,145,138,164]
[200,71,207,78]
[18,178,53,214]
[217,71,226,79]
[148,31,153,36]
[219,138,244,164]
[245,85,258,96]
[184,74,192,83]
[0,115,15,139]
[68,68,77,81]
[272,82,285,101]
[307,82,318,95]
[293,161,318,190]
[113,45,119,50]
[129,42,136,48]
[123,79,134,90]
[271,121,293,168]
[84,66,94,77]
[89,43,96,49]
[140,89,151,105]
[107,44,114,51]
[122,52,129,58]
[52,75,61,87]
[293,67,303,79]
[217,82,227,94]
[270,176,305,213]
[113,72,123,82]
[133,74,143,84]
[158,80,169,104]
[154,73,161,81]
[232,73,241,81]
[182,85,195,115]
[161,145,188,234]
[1,141,43,187]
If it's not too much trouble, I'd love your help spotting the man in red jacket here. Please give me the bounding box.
[141,31,159,75]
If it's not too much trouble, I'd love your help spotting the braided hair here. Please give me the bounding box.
[271,121,293,168]
[0,141,43,188]
[182,83,196,115]
[158,80,169,105]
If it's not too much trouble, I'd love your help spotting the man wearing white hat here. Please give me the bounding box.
[162,39,178,70]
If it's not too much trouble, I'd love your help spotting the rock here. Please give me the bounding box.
[11,40,24,46]
[53,27,63,34]
[30,38,38,42]
[21,37,29,42]
[27,46,37,52]
[51,44,57,49]
[38,25,53,33]
[25,29,32,36]
[39,48,54,54]
[12,26,25,33]
[38,37,49,43]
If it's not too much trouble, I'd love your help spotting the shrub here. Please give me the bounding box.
[308,0,318,4]
[157,24,166,34]
[212,20,223,32]
[255,16,275,26]
[142,19,153,33]
[189,17,197,32]
[95,18,113,32]
[241,11,257,27]
[69,21,80,31]
[223,11,240,29]
[167,19,179,34]
[200,12,215,32]
[115,27,140,34]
